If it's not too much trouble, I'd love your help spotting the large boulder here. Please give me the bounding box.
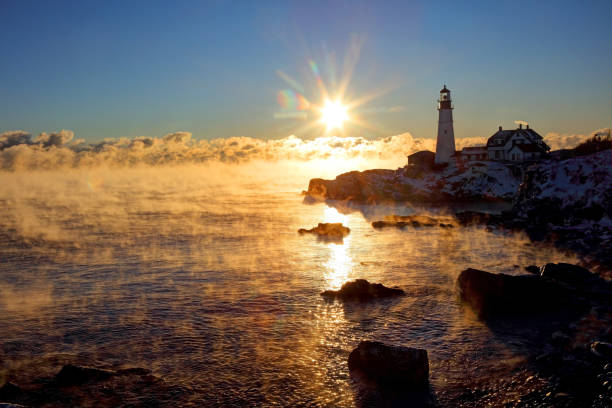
[321,279,404,301]
[348,341,429,387]
[456,268,574,318]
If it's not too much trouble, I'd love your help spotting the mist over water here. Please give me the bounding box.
[0,161,579,406]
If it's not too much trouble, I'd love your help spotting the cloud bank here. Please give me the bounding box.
[0,128,605,171]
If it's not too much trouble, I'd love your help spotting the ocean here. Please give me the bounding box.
[0,162,578,406]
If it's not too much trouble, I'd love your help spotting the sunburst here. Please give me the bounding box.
[274,38,399,138]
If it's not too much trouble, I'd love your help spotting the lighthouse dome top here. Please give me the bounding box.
[440,85,450,93]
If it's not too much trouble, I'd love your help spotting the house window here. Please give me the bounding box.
[495,151,500,159]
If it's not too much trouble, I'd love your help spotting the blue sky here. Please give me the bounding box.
[1,0,610,142]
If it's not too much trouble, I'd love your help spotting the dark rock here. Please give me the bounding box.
[525,265,540,274]
[540,263,593,286]
[306,169,396,203]
[372,215,456,229]
[0,382,22,400]
[591,341,612,360]
[540,263,612,301]
[456,268,574,318]
[321,279,405,301]
[348,341,429,387]
[55,364,115,386]
[372,220,398,228]
[551,331,571,346]
[298,223,350,238]
[454,211,495,226]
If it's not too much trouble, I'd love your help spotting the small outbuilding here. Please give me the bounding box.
[407,150,435,168]
[461,146,488,161]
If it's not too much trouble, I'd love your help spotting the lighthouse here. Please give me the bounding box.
[435,85,456,164]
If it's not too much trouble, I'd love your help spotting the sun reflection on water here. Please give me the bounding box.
[323,238,352,290]
[320,207,353,290]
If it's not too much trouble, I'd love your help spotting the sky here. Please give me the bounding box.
[1,0,610,143]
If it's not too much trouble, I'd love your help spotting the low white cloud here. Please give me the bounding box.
[0,128,604,172]
[543,132,588,151]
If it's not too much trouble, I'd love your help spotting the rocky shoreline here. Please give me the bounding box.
[342,265,612,407]
[300,147,612,406]
[446,263,612,407]
[305,149,612,273]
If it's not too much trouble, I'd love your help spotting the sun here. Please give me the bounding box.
[320,99,348,130]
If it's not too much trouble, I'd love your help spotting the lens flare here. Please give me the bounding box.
[277,90,310,111]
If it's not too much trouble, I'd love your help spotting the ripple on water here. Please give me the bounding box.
[0,171,580,406]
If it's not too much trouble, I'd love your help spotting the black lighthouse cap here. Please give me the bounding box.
[440,85,450,93]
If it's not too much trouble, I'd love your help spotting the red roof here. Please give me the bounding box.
[440,85,450,93]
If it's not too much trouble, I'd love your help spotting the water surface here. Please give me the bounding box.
[0,165,578,406]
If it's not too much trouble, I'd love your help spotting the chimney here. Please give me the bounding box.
[519,124,523,129]
[499,126,502,131]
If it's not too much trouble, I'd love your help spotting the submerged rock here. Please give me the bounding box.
[456,268,574,318]
[321,279,405,301]
[116,367,152,376]
[298,223,350,238]
[348,341,429,387]
[371,214,456,229]
[55,364,115,386]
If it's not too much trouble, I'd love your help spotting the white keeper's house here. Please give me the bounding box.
[481,124,550,162]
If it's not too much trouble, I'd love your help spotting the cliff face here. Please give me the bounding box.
[306,161,521,203]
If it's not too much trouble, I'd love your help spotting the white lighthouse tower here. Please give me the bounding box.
[435,85,456,164]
